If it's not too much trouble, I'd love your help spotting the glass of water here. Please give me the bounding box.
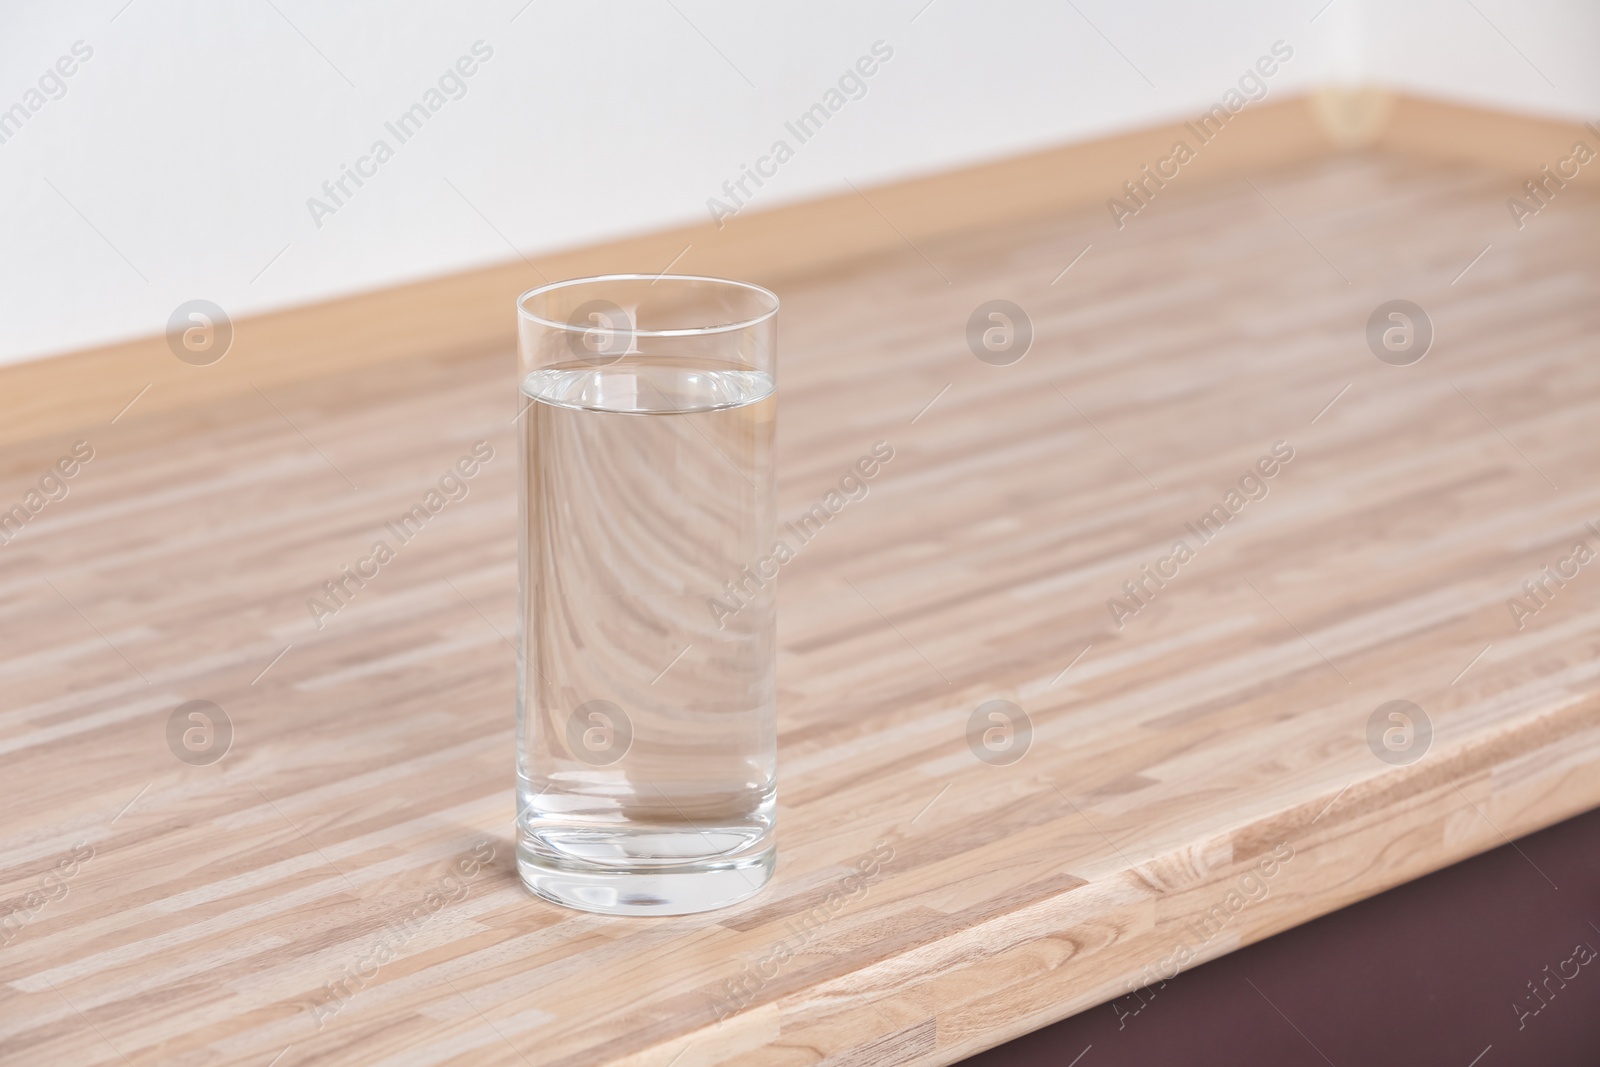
[515,275,778,915]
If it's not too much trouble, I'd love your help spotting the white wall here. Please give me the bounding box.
[0,0,1593,367]
[1357,0,1600,115]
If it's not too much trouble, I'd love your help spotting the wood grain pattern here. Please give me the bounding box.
[7,94,1591,454]
[4,147,1600,1067]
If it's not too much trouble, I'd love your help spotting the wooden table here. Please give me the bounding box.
[3,151,1599,1066]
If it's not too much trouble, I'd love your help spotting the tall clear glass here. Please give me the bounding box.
[515,275,778,915]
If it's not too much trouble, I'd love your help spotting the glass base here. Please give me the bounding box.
[517,834,774,915]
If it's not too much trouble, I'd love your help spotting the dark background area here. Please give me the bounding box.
[962,805,1600,1066]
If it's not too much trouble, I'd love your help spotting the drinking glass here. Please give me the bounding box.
[515,275,778,915]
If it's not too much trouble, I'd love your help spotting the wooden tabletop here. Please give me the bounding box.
[4,151,1600,1067]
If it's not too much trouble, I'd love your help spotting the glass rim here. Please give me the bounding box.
[517,273,779,338]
